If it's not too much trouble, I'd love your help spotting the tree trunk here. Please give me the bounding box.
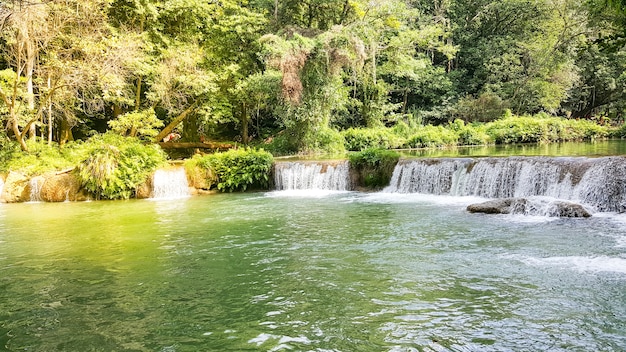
[183,113,199,142]
[154,102,199,142]
[241,102,249,144]
[24,27,37,140]
[59,118,73,147]
[47,74,53,145]
[112,104,123,118]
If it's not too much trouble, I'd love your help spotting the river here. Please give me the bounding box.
[1,192,625,351]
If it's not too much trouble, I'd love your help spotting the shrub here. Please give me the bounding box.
[342,127,404,151]
[263,132,299,156]
[485,114,609,144]
[192,148,274,192]
[0,134,20,173]
[406,125,459,148]
[107,108,164,140]
[611,122,626,138]
[301,127,346,154]
[76,133,167,199]
[452,92,508,123]
[1,138,87,176]
[349,148,400,189]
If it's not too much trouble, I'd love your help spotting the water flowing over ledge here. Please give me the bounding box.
[150,167,191,199]
[273,160,351,191]
[384,156,626,212]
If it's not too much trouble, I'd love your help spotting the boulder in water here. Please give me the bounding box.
[546,201,592,218]
[135,176,153,199]
[1,172,30,203]
[467,198,592,218]
[40,173,88,202]
[467,198,516,214]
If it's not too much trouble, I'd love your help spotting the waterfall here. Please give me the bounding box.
[384,157,626,212]
[274,161,351,191]
[151,167,190,199]
[29,177,44,202]
[0,177,4,201]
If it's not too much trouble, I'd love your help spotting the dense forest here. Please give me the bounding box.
[1,0,626,155]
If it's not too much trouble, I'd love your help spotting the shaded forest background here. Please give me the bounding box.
[1,0,626,154]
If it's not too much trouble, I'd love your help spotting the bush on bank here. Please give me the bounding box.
[186,148,274,192]
[339,112,611,152]
[76,133,167,200]
[349,149,400,189]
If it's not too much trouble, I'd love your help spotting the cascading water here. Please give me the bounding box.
[274,161,351,191]
[151,167,190,199]
[28,177,44,202]
[384,156,626,212]
[0,177,4,201]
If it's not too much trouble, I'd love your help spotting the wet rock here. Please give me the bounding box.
[1,172,30,203]
[467,198,516,214]
[546,201,592,218]
[467,198,591,218]
[135,175,153,199]
[40,173,88,202]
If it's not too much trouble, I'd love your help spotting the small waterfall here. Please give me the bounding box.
[29,177,44,202]
[384,157,626,212]
[151,167,190,199]
[0,177,4,199]
[274,161,351,191]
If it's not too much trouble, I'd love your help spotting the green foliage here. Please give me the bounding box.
[0,134,20,173]
[485,114,609,144]
[406,125,459,148]
[349,148,400,189]
[611,123,626,138]
[262,132,299,156]
[76,133,167,200]
[108,109,164,139]
[191,148,274,192]
[1,139,87,176]
[342,127,405,151]
[452,92,509,123]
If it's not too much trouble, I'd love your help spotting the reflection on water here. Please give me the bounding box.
[398,140,626,158]
[0,194,625,351]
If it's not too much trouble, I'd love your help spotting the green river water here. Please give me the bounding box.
[1,191,625,351]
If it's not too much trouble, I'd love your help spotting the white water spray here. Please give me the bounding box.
[384,157,626,212]
[274,161,351,191]
[29,177,44,202]
[151,168,190,199]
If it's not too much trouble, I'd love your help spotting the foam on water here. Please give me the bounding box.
[266,189,351,198]
[360,192,486,206]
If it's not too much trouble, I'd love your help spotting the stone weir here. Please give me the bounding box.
[0,166,192,203]
[273,160,352,191]
[384,156,626,212]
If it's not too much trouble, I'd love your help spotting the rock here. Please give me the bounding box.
[185,165,215,190]
[40,173,88,202]
[467,198,515,214]
[1,172,30,203]
[467,197,592,218]
[546,201,592,218]
[135,175,153,199]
